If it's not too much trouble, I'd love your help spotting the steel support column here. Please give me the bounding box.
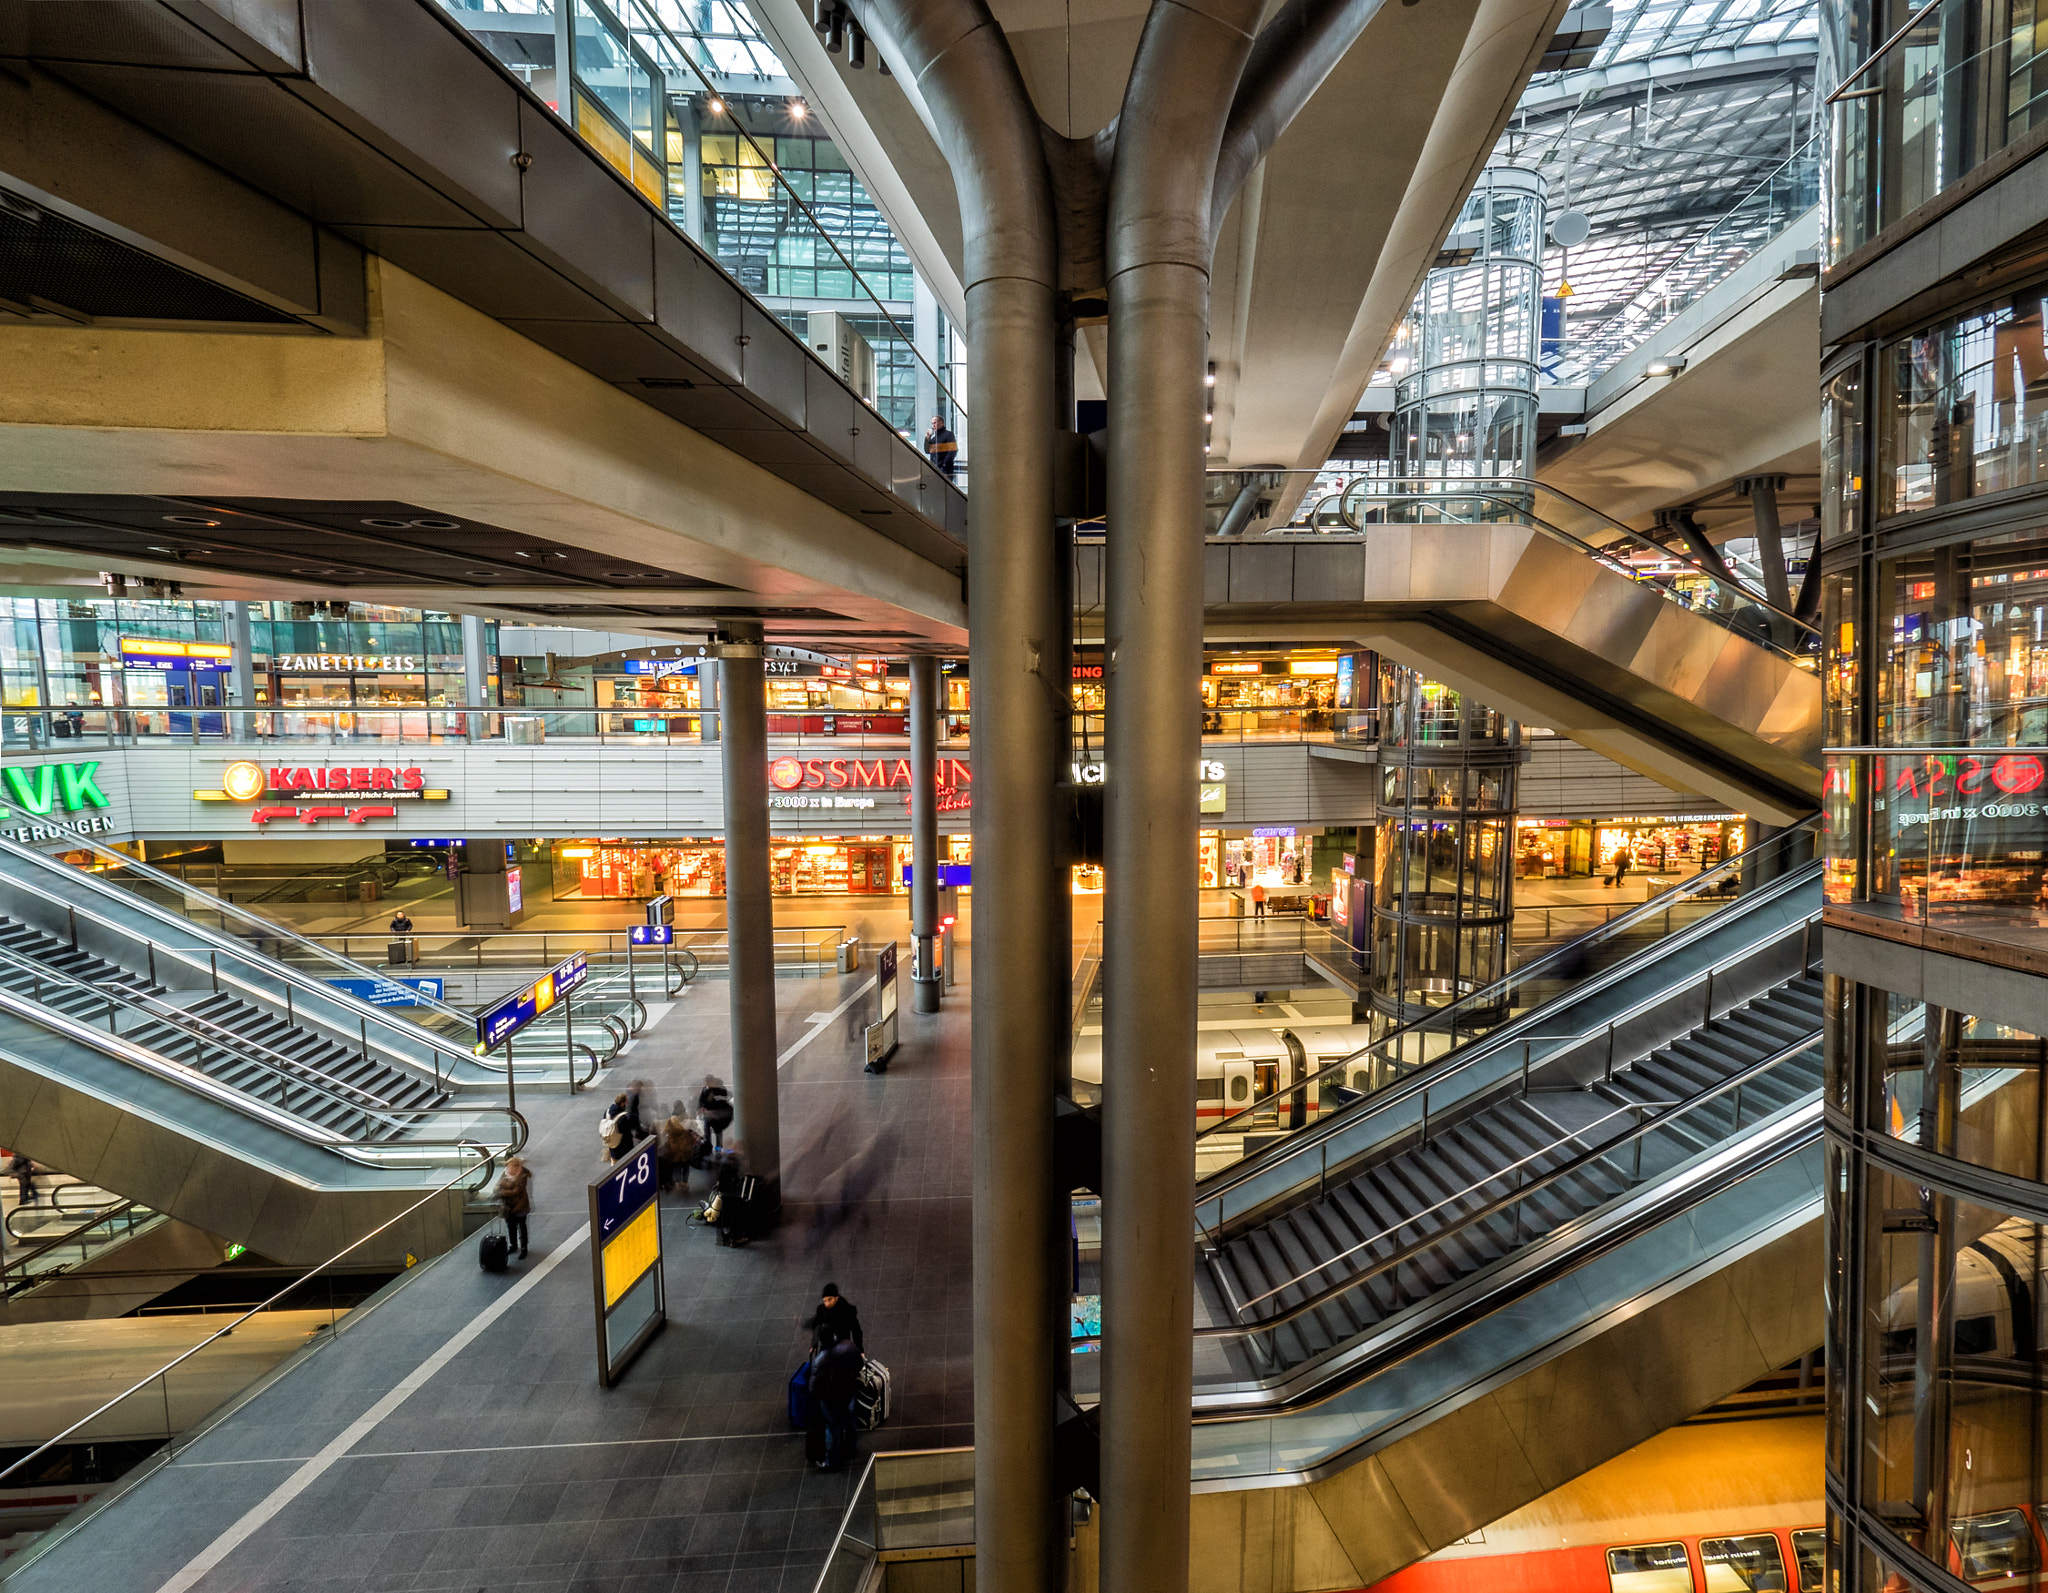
[227,602,256,742]
[461,615,492,744]
[909,653,942,1013]
[698,658,721,743]
[1101,5,1257,1588]
[717,621,780,1211]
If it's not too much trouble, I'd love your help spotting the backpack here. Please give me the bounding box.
[599,1111,623,1147]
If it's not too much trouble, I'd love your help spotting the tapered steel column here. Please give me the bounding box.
[461,615,492,743]
[227,602,256,742]
[718,621,780,1210]
[1101,5,1257,1588]
[909,653,942,1012]
[965,271,1067,1593]
[1739,474,1795,648]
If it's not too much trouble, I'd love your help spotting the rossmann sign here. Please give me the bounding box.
[766,755,971,814]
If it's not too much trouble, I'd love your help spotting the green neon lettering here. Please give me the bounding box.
[3,766,55,816]
[57,762,109,810]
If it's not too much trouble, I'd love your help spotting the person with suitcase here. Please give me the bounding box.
[697,1075,734,1148]
[494,1156,532,1260]
[388,910,415,967]
[809,1332,862,1471]
[803,1283,864,1353]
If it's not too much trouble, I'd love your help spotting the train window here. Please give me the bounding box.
[1954,1314,1999,1354]
[1229,1076,1250,1103]
[1701,1533,1787,1590]
[1195,1079,1224,1101]
[1954,1509,2040,1583]
[1607,1542,1693,1592]
[1789,1529,1825,1592]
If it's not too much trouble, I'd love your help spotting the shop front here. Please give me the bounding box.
[1512,814,1743,879]
[1201,654,1340,737]
[764,660,909,736]
[550,836,927,898]
[597,660,703,734]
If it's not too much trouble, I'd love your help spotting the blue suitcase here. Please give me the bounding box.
[788,1358,811,1429]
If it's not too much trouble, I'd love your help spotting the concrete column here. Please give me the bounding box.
[461,614,491,742]
[717,621,781,1212]
[227,602,256,742]
[679,99,704,243]
[698,658,721,743]
[909,653,942,1012]
[914,273,942,436]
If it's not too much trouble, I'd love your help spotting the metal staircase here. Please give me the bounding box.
[0,918,448,1141]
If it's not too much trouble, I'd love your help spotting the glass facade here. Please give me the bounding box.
[1827,0,2048,263]
[1823,9,2048,1556]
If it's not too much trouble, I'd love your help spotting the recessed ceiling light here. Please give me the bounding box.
[361,517,413,529]
[163,515,221,527]
[408,518,461,531]
[465,570,501,577]
[291,567,341,575]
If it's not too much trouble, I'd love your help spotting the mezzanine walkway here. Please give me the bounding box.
[5,965,971,1593]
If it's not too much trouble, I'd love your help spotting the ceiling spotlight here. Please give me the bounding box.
[1645,356,1687,377]
[791,101,808,119]
[1204,361,1216,388]
[708,96,726,114]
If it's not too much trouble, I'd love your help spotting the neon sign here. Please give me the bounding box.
[767,756,971,792]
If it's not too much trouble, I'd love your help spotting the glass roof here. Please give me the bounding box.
[1359,0,1820,390]
[1506,0,1819,385]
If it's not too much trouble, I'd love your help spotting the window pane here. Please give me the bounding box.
[1952,1507,2039,1582]
[1608,1542,1694,1593]
[1701,1534,1785,1592]
[1789,1529,1825,1593]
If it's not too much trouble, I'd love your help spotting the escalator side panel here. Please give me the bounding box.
[1185,1215,1822,1590]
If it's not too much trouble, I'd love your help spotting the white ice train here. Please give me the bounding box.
[1069,1022,1381,1128]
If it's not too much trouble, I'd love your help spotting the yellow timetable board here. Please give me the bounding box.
[601,1200,659,1309]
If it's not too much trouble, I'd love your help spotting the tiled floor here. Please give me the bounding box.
[12,966,971,1593]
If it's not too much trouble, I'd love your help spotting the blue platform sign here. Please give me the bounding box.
[629,924,674,946]
[328,975,444,1007]
[587,1135,665,1387]
[900,862,972,888]
[595,1137,660,1244]
[476,952,589,1048]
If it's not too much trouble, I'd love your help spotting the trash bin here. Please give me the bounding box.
[837,936,860,974]
[506,716,546,746]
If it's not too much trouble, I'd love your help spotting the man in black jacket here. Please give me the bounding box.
[810,1335,863,1471]
[804,1283,863,1353]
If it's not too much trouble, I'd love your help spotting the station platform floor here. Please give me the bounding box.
[8,967,971,1593]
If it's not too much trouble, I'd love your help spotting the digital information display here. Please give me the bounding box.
[587,1136,665,1387]
[476,952,588,1049]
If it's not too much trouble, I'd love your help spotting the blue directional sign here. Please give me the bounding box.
[475,952,589,1048]
[328,975,444,1007]
[629,924,674,946]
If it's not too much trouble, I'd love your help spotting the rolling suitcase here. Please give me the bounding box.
[478,1222,510,1274]
[855,1357,891,1430]
[788,1358,812,1429]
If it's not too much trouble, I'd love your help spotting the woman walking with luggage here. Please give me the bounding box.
[494,1156,532,1259]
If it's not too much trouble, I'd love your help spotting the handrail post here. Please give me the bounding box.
[210,951,218,993]
[1606,1023,1615,1082]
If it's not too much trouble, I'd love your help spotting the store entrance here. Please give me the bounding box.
[275,673,430,739]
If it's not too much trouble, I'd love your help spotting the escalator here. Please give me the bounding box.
[1149,828,1828,1584]
[1179,475,1823,821]
[0,836,522,1271]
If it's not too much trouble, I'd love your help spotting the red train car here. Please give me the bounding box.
[1360,1418,1824,1593]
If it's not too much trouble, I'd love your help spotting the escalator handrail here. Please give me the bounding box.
[0,1158,497,1491]
[0,941,428,1124]
[1197,864,1822,1204]
[25,833,474,1023]
[0,990,525,1168]
[1,1198,146,1293]
[0,835,477,1080]
[1189,1101,1823,1423]
[1205,1022,1820,1331]
[1197,817,1821,1149]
